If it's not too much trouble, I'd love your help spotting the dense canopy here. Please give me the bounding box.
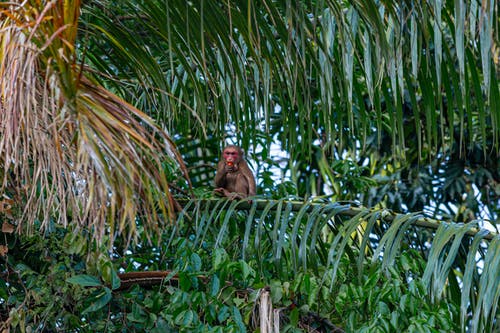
[0,0,499,332]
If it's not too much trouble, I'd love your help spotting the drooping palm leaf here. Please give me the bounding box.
[174,198,499,331]
[0,1,187,244]
[81,0,499,159]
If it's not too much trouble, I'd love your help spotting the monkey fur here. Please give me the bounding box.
[214,145,256,199]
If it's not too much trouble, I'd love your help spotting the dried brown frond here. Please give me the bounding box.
[0,1,187,246]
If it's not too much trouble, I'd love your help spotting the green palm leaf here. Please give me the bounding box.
[175,198,498,331]
[81,0,499,159]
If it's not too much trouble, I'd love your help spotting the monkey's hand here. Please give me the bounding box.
[224,163,238,173]
[214,188,230,197]
[214,188,246,201]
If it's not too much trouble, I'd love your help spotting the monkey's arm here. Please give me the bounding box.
[214,161,227,187]
[247,172,256,197]
[239,161,256,196]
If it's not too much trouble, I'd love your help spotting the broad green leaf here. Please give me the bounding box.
[210,274,220,297]
[66,274,102,287]
[83,287,112,314]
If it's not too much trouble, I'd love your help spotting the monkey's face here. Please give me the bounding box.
[223,148,239,166]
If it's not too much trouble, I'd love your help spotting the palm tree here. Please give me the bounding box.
[1,0,499,332]
[0,1,189,244]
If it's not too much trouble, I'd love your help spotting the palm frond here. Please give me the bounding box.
[0,1,186,244]
[174,198,499,331]
[81,0,499,158]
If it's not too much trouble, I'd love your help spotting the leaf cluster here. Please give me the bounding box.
[3,195,498,332]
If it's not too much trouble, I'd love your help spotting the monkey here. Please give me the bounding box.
[214,145,256,199]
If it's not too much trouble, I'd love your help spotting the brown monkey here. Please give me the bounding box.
[214,145,256,199]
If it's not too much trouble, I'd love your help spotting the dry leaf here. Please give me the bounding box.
[0,197,13,218]
[1,221,15,233]
[0,200,10,212]
[0,245,8,256]
[1,323,10,333]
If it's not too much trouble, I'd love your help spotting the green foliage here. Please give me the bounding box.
[1,228,92,331]
[336,252,457,332]
[1,228,253,332]
[1,1,499,332]
[80,0,500,159]
[4,205,497,332]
